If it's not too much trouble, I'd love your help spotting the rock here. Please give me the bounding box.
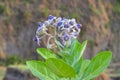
[3,67,38,80]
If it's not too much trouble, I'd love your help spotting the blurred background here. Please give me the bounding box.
[0,0,120,80]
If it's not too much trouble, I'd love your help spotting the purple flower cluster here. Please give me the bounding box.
[34,15,82,48]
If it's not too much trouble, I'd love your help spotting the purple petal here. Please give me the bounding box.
[63,35,69,41]
[57,22,63,27]
[38,22,43,27]
[64,24,69,28]
[34,37,38,42]
[62,17,67,20]
[77,24,82,28]
[48,15,54,20]
[69,21,74,25]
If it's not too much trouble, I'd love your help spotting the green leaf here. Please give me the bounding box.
[58,51,73,65]
[26,60,57,80]
[37,48,56,59]
[69,40,82,55]
[79,59,90,75]
[73,58,83,74]
[77,59,91,80]
[46,58,76,78]
[77,41,87,61]
[83,51,112,80]
[58,40,87,67]
[71,40,87,66]
[73,59,90,80]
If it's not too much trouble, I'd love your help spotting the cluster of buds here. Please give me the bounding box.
[34,15,82,49]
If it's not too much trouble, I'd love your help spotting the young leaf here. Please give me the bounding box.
[58,40,87,67]
[46,58,76,78]
[77,41,87,61]
[58,51,73,65]
[37,48,56,59]
[71,40,87,66]
[83,51,112,80]
[26,60,57,80]
[73,58,90,75]
[77,60,91,80]
[73,58,83,74]
[78,59,90,75]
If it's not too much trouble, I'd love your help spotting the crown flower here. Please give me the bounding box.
[34,15,82,48]
[28,14,112,80]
